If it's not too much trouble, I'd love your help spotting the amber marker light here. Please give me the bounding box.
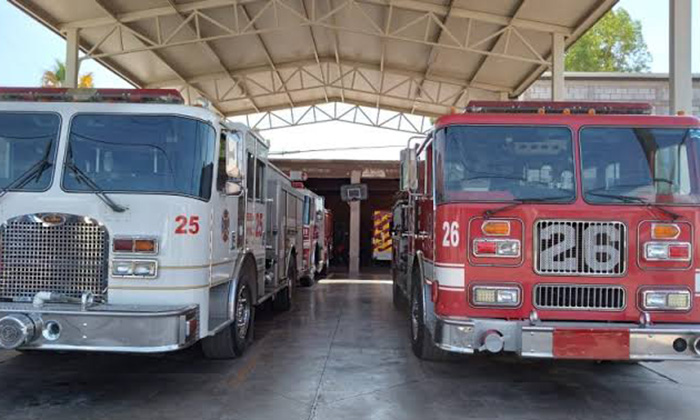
[481,220,511,236]
[134,239,158,253]
[651,223,681,240]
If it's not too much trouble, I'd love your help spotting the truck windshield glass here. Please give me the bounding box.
[580,127,700,205]
[64,115,216,200]
[0,112,59,192]
[435,126,575,203]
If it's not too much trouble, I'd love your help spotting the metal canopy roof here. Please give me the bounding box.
[11,0,617,118]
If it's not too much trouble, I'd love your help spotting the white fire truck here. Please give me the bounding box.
[0,87,304,359]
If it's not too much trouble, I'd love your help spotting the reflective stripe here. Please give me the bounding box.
[423,260,464,290]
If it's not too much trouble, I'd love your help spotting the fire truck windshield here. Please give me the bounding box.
[63,114,216,200]
[580,127,700,205]
[0,112,60,193]
[435,125,575,203]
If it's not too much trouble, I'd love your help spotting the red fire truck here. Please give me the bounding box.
[392,101,700,361]
[291,174,328,284]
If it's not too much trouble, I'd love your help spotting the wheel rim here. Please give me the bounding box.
[411,292,420,342]
[235,285,251,340]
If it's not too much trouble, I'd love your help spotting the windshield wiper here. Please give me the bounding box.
[0,148,53,199]
[484,195,573,218]
[586,191,681,220]
[64,161,128,213]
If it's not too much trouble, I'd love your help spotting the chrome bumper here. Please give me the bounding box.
[433,316,700,361]
[0,302,199,353]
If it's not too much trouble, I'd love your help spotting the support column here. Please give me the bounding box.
[348,170,361,276]
[670,0,693,115]
[64,28,80,88]
[551,33,565,101]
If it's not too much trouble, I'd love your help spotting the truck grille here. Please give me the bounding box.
[534,284,626,310]
[535,220,626,276]
[0,214,108,302]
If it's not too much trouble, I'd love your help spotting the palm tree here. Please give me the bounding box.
[41,60,94,88]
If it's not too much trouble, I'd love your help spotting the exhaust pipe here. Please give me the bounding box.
[693,337,700,356]
[0,314,40,350]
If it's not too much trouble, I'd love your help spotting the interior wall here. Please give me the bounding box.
[304,178,399,268]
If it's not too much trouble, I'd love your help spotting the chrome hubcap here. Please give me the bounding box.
[235,285,251,341]
[411,294,420,342]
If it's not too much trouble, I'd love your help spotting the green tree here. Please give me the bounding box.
[41,59,94,88]
[565,8,651,72]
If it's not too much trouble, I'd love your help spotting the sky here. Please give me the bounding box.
[0,0,698,160]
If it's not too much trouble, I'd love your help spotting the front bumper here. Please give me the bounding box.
[0,302,199,353]
[434,316,700,361]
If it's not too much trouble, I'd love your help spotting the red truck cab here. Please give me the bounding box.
[393,101,700,361]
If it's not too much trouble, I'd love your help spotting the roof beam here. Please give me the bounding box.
[375,3,393,109]
[145,57,511,93]
[410,0,455,114]
[239,3,296,108]
[462,0,528,104]
[324,0,346,103]
[61,0,572,35]
[299,0,330,103]
[73,1,551,68]
[237,103,431,134]
[228,96,437,119]
[161,0,261,113]
[90,0,225,116]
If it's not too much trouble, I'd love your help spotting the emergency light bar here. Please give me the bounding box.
[464,101,653,115]
[0,87,184,104]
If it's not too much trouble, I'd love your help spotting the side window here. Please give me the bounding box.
[303,196,311,225]
[216,132,227,191]
[255,159,265,200]
[246,152,255,200]
[425,145,433,196]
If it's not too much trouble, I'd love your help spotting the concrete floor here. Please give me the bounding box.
[1,273,700,420]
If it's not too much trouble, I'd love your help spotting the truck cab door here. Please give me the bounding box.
[211,130,245,288]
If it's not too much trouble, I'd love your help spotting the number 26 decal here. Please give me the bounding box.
[175,215,200,235]
[442,221,459,247]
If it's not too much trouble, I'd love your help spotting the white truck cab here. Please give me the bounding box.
[0,88,304,358]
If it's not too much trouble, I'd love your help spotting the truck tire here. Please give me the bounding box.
[273,261,296,312]
[202,272,255,359]
[409,272,445,361]
[319,251,329,278]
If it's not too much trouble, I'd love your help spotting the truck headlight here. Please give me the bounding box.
[112,260,158,278]
[471,285,521,307]
[641,289,691,311]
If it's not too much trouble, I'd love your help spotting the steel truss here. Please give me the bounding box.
[55,0,582,115]
[64,0,568,66]
[229,102,432,134]
[156,58,501,115]
[41,0,615,123]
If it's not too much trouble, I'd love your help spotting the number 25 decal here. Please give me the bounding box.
[175,215,200,235]
[442,221,459,247]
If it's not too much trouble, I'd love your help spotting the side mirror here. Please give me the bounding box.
[225,181,243,196]
[400,148,418,192]
[226,132,244,180]
[392,208,403,232]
